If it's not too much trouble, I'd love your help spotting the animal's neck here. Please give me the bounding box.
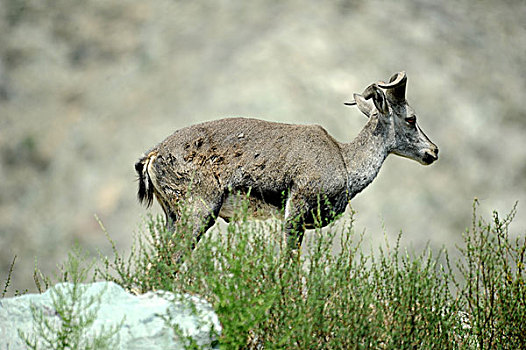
[341,117,392,200]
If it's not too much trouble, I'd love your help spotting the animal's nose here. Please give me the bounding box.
[423,145,439,165]
[429,151,438,162]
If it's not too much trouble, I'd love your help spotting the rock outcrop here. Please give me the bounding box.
[0,282,221,350]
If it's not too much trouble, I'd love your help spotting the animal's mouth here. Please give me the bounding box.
[422,150,438,165]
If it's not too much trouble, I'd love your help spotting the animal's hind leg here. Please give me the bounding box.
[169,192,223,263]
[188,197,222,248]
[153,192,179,233]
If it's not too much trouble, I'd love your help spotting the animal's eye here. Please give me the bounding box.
[405,116,416,125]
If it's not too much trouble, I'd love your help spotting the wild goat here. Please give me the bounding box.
[135,72,438,251]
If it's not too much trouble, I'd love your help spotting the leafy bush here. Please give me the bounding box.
[3,200,524,349]
[20,247,121,350]
[453,201,525,349]
[92,200,525,349]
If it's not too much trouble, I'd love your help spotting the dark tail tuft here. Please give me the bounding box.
[135,155,154,207]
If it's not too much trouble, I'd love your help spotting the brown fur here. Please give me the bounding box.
[135,72,438,252]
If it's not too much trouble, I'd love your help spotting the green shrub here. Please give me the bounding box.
[20,247,121,350]
[4,199,524,349]
[96,199,524,349]
[453,200,525,349]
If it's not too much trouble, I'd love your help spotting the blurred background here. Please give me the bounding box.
[1,0,525,294]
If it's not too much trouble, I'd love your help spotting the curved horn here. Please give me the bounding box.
[377,71,407,102]
[377,71,406,89]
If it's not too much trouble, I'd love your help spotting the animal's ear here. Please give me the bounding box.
[353,93,373,118]
[362,84,389,115]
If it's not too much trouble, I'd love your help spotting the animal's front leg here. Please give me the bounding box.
[283,195,308,254]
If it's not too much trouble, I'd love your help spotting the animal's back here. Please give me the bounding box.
[154,118,347,192]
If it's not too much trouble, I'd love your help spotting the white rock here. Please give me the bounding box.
[0,282,221,350]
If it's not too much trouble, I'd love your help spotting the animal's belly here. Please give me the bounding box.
[219,193,284,221]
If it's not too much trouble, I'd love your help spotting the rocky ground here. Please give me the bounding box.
[1,0,525,293]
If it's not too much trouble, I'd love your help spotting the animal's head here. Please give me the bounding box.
[345,71,439,165]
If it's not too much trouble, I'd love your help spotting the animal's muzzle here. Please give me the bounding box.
[422,146,439,165]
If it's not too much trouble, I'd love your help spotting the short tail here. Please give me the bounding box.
[135,151,157,208]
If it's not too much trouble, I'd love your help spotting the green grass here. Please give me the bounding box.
[3,200,525,349]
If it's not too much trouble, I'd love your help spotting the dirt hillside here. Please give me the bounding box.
[1,0,525,292]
